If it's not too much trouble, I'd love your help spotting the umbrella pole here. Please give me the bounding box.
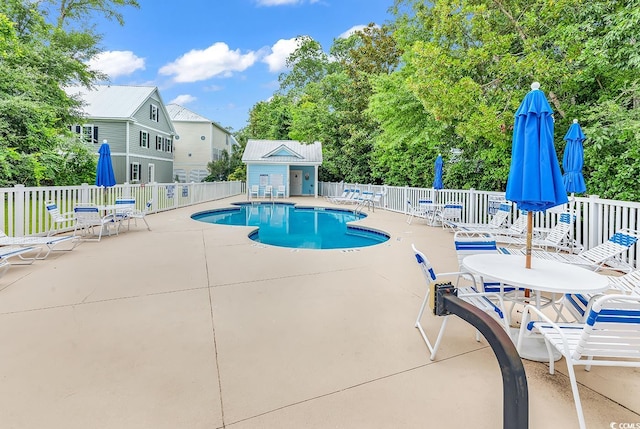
[525,211,533,298]
[526,211,533,268]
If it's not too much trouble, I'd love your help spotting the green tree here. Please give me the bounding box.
[0,0,138,186]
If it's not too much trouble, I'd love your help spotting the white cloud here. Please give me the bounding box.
[87,51,145,78]
[262,38,301,72]
[339,24,377,39]
[169,94,197,105]
[159,42,257,83]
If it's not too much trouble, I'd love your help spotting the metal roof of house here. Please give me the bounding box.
[166,104,210,122]
[64,85,158,119]
[242,139,323,165]
[166,104,231,134]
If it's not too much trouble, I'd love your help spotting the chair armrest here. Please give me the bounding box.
[517,304,576,356]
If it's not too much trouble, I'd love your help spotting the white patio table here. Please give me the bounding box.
[461,253,609,362]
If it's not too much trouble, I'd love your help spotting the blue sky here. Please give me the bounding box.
[89,0,394,132]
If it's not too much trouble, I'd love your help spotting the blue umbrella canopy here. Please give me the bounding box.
[505,82,568,268]
[506,82,568,212]
[562,119,587,194]
[96,142,116,187]
[433,154,444,190]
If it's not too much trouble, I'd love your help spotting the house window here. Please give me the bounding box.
[156,135,162,151]
[166,138,172,153]
[150,104,159,122]
[130,162,141,182]
[72,124,98,143]
[140,131,149,148]
[148,164,155,183]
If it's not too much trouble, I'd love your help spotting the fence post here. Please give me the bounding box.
[588,195,600,250]
[469,188,476,223]
[151,182,159,212]
[14,184,25,236]
[80,183,90,204]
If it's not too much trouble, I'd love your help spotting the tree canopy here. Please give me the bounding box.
[240,0,640,201]
[0,0,138,186]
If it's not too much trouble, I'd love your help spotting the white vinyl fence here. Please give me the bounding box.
[1,181,245,237]
[320,181,640,269]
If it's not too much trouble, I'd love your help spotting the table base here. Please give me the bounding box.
[510,328,561,362]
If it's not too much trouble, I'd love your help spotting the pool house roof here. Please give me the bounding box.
[242,139,323,165]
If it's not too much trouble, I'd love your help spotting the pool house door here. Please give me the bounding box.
[290,170,303,196]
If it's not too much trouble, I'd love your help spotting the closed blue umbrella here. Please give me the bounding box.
[562,119,587,194]
[506,82,568,268]
[433,154,444,190]
[96,141,116,187]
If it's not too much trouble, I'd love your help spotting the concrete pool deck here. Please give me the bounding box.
[0,195,638,428]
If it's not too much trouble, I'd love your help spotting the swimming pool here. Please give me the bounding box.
[191,203,389,249]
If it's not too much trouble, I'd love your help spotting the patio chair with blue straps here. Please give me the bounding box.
[406,199,436,224]
[517,294,640,429]
[436,203,463,230]
[412,243,510,360]
[45,201,76,236]
[73,205,119,241]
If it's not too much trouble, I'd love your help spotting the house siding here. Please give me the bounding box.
[68,85,176,184]
[248,164,288,194]
[171,114,234,183]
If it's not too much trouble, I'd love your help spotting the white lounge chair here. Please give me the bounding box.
[507,212,580,253]
[275,185,286,199]
[0,258,9,279]
[444,202,512,231]
[505,228,640,273]
[0,245,39,265]
[518,294,640,429]
[412,244,510,360]
[0,230,76,260]
[333,189,360,204]
[558,269,640,322]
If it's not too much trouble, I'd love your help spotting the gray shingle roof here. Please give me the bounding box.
[242,139,323,164]
[64,85,157,119]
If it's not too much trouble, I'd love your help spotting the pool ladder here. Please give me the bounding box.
[354,192,375,214]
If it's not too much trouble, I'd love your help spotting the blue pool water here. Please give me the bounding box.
[191,203,389,249]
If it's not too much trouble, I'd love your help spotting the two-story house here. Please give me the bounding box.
[166,104,239,183]
[64,85,176,184]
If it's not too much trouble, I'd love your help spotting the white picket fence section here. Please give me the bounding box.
[320,181,640,269]
[1,181,245,237]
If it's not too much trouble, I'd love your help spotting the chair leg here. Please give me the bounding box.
[566,361,588,429]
